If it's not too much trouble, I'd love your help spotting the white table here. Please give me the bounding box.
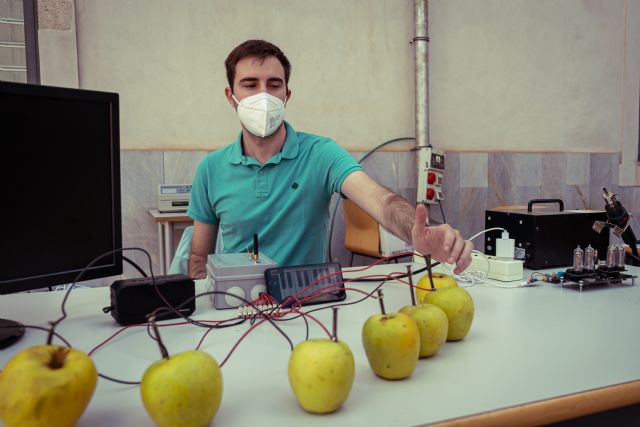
[1,264,639,426]
[148,209,192,274]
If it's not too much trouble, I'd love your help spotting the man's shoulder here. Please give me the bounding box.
[295,129,334,144]
[295,129,342,155]
[199,143,236,166]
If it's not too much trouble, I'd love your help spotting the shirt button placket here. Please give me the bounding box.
[256,168,268,197]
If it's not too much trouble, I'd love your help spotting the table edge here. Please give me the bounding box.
[424,379,640,427]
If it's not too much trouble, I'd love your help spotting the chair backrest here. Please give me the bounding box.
[342,199,382,258]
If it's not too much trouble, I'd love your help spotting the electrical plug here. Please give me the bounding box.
[495,230,515,259]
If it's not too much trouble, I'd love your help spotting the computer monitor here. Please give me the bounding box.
[0,81,122,347]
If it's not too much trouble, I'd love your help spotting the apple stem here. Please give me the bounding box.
[148,314,170,359]
[377,289,386,315]
[332,307,339,342]
[49,346,69,369]
[426,254,436,290]
[407,265,416,305]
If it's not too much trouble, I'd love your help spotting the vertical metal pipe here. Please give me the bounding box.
[414,0,429,148]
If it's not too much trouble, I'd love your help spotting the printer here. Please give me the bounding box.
[158,184,191,213]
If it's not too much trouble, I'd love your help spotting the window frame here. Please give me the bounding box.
[23,0,39,84]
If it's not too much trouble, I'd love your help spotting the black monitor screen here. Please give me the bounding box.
[0,82,122,293]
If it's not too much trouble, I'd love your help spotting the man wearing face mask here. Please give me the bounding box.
[187,39,473,278]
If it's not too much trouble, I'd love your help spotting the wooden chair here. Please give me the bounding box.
[343,199,384,266]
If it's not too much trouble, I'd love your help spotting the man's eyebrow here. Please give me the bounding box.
[238,77,259,84]
[267,77,284,84]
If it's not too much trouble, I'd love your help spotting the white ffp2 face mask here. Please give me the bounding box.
[232,92,286,138]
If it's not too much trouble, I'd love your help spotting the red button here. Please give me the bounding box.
[427,188,435,200]
[427,172,436,184]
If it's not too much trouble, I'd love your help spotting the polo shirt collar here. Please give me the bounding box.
[227,121,300,165]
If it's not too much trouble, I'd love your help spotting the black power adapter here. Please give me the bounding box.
[103,274,196,325]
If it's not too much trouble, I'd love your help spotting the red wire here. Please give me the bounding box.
[90,255,420,369]
[279,251,418,307]
[195,317,242,351]
[88,319,235,356]
[290,272,410,309]
[219,317,270,368]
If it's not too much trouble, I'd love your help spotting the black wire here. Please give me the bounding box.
[345,255,440,282]
[438,199,447,224]
[7,325,143,386]
[270,306,310,341]
[123,255,148,277]
[327,137,416,262]
[305,276,392,316]
[15,324,73,347]
[48,246,294,381]
[98,373,140,386]
[149,290,294,351]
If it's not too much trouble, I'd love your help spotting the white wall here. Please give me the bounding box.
[38,0,638,153]
[73,0,415,151]
[429,0,637,153]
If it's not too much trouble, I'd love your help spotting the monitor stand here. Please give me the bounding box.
[0,318,25,349]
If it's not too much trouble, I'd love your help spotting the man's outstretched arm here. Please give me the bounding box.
[340,171,473,273]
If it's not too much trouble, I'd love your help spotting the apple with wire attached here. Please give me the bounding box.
[415,272,458,305]
[288,308,355,414]
[362,291,420,380]
[422,287,474,341]
[0,345,97,427]
[141,349,223,427]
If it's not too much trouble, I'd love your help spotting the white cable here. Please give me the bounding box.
[439,251,530,289]
[467,227,506,242]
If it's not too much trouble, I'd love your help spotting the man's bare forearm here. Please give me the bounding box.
[188,221,218,279]
[381,192,416,244]
[188,252,208,279]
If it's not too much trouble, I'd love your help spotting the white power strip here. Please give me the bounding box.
[469,253,523,282]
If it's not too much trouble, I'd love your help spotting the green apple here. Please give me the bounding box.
[422,287,474,341]
[362,312,420,380]
[288,338,355,414]
[399,303,449,357]
[415,273,458,304]
[141,350,223,427]
[0,345,97,427]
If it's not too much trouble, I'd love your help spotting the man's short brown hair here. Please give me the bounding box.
[225,40,291,91]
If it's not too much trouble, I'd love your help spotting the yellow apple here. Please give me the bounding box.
[141,350,222,427]
[415,273,458,304]
[0,345,97,427]
[422,287,474,341]
[362,312,420,380]
[288,338,355,414]
[399,303,449,357]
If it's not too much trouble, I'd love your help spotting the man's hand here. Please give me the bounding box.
[188,253,208,279]
[411,203,473,274]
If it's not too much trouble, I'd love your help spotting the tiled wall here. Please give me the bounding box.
[111,150,637,285]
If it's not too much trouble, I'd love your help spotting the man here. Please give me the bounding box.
[187,39,473,278]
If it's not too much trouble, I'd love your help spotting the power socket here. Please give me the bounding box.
[470,253,524,282]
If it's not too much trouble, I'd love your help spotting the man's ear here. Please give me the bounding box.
[285,88,292,105]
[224,87,236,109]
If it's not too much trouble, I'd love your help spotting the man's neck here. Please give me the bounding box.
[241,124,287,164]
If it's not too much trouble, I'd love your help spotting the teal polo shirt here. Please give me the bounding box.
[188,122,363,267]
